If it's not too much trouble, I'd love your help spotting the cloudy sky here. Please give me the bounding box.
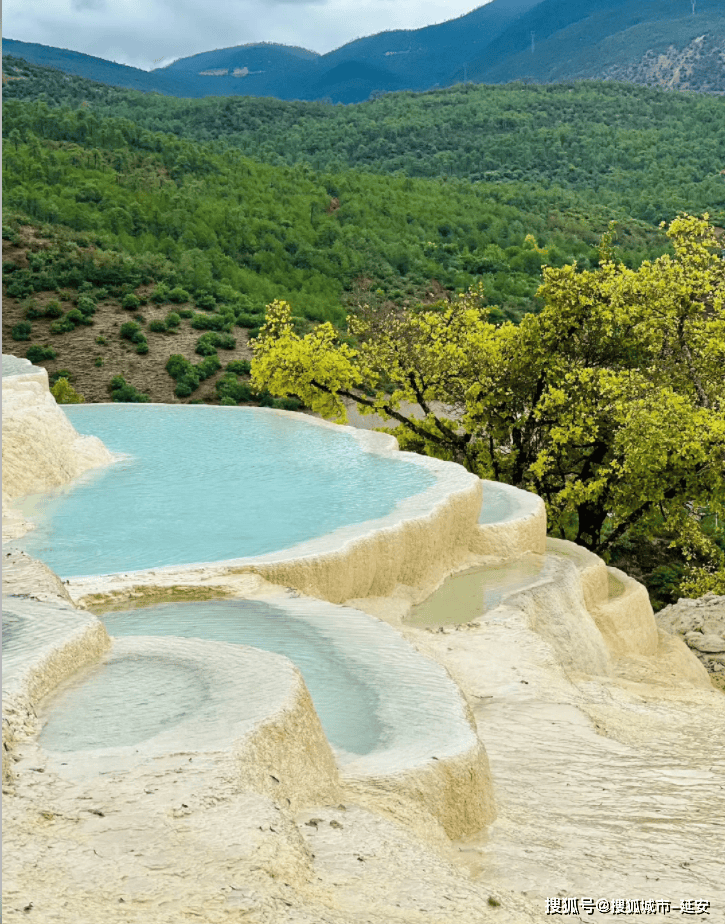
[5,0,490,71]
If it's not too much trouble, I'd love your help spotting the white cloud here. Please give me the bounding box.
[4,0,490,70]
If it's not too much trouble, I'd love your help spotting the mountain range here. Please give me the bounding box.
[4,0,725,102]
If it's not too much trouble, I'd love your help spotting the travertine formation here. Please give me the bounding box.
[1,357,114,510]
[3,354,724,924]
[657,593,725,690]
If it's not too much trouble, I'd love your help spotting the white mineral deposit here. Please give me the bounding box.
[3,354,724,924]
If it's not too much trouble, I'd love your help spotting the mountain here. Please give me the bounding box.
[4,0,725,100]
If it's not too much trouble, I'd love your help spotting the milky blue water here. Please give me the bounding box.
[97,599,382,755]
[12,405,436,578]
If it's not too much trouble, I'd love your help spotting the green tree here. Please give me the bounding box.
[251,215,725,576]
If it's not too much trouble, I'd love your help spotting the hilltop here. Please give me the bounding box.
[4,0,725,101]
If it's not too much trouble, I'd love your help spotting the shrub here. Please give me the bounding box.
[148,319,167,333]
[175,381,194,398]
[66,308,92,326]
[94,356,104,367]
[51,377,84,404]
[166,354,194,381]
[190,312,228,332]
[150,283,170,304]
[77,294,97,317]
[216,374,253,404]
[235,311,266,328]
[165,312,181,328]
[50,369,73,386]
[78,281,94,294]
[6,277,34,298]
[95,335,107,345]
[45,300,63,319]
[195,336,218,357]
[26,345,57,363]
[274,396,303,411]
[178,308,193,319]
[2,225,20,244]
[50,318,75,334]
[122,293,141,310]
[214,332,236,350]
[108,375,150,403]
[246,326,261,340]
[2,261,18,274]
[24,299,44,320]
[195,291,216,310]
[197,355,221,379]
[120,321,144,343]
[11,321,32,341]
[220,396,237,406]
[226,359,251,376]
[168,286,190,303]
[94,287,109,300]
[136,340,149,354]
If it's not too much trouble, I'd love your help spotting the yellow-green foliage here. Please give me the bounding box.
[50,377,85,404]
[252,215,725,566]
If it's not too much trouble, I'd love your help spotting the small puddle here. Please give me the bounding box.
[407,555,545,627]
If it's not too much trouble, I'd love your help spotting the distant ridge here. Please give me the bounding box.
[4,0,725,100]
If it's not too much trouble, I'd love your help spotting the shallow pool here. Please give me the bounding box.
[11,405,436,578]
[87,599,383,756]
[407,555,545,627]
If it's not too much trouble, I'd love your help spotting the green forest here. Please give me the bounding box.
[2,59,724,606]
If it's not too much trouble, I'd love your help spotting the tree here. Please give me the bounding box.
[251,215,725,584]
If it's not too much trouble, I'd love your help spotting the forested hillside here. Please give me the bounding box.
[5,59,725,228]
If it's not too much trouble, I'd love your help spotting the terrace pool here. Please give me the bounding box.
[10,405,436,578]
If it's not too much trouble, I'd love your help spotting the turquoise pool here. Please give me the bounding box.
[11,405,436,578]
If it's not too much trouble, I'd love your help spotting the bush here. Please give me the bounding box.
[165,312,181,328]
[197,355,221,379]
[195,336,218,357]
[150,283,170,304]
[50,318,75,334]
[178,308,194,319]
[66,308,92,326]
[136,341,149,354]
[190,312,228,332]
[108,375,150,402]
[51,377,84,404]
[50,369,73,386]
[174,381,194,398]
[220,396,237,406]
[168,286,190,303]
[77,294,97,317]
[122,293,141,310]
[95,335,107,345]
[247,326,261,341]
[24,300,44,320]
[94,287,109,300]
[235,311,266,328]
[148,319,167,333]
[26,344,57,363]
[216,374,253,404]
[45,300,63,319]
[11,321,32,341]
[94,356,104,367]
[274,396,303,411]
[226,359,251,376]
[120,321,144,343]
[195,291,216,310]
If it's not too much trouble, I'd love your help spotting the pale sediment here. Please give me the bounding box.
[471,481,547,557]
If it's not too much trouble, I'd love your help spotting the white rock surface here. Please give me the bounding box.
[657,593,725,690]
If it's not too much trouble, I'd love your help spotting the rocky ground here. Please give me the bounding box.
[656,594,725,692]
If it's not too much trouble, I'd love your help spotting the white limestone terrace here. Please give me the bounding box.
[1,355,494,840]
[1,355,115,522]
